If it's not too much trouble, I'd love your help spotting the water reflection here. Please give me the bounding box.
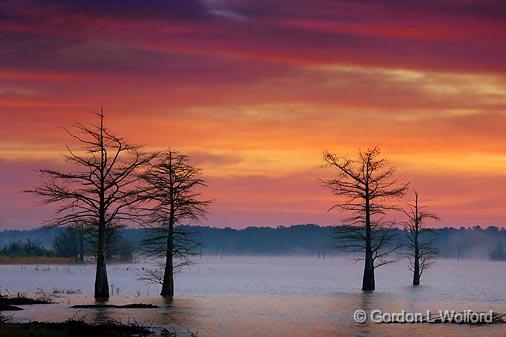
[2,257,506,337]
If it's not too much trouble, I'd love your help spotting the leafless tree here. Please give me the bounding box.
[138,259,191,286]
[323,146,409,291]
[139,150,210,298]
[138,266,165,286]
[27,108,155,299]
[402,190,439,285]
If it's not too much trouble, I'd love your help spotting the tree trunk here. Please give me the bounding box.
[161,229,174,298]
[95,113,109,300]
[362,196,375,291]
[94,226,109,299]
[413,195,421,286]
[413,236,420,285]
[362,235,375,290]
[161,153,176,298]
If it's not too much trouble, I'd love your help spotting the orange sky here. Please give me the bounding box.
[1,0,506,228]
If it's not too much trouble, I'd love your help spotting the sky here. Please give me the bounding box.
[0,0,506,229]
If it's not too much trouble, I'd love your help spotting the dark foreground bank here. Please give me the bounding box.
[0,317,196,337]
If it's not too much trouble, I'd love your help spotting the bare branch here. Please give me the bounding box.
[323,147,408,289]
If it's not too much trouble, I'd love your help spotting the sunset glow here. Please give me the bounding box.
[1,0,506,228]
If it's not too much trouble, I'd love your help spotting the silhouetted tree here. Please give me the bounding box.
[84,223,125,261]
[323,146,408,291]
[402,190,439,285]
[140,150,210,298]
[100,226,134,262]
[28,108,155,299]
[53,226,86,261]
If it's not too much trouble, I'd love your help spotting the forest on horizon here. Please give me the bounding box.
[1,224,505,260]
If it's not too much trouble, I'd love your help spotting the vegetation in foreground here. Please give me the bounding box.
[0,293,53,306]
[0,316,197,337]
[0,317,154,337]
[0,292,52,311]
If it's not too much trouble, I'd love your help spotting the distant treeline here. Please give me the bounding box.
[1,224,505,260]
[0,239,55,258]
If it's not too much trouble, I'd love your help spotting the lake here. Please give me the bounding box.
[1,256,505,336]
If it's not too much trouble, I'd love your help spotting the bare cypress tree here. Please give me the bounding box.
[28,108,155,299]
[323,146,408,291]
[402,190,439,285]
[140,150,210,298]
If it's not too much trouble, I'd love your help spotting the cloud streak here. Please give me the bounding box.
[0,0,505,228]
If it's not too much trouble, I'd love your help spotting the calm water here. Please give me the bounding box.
[1,256,506,336]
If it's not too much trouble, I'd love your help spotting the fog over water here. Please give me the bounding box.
[2,256,506,337]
